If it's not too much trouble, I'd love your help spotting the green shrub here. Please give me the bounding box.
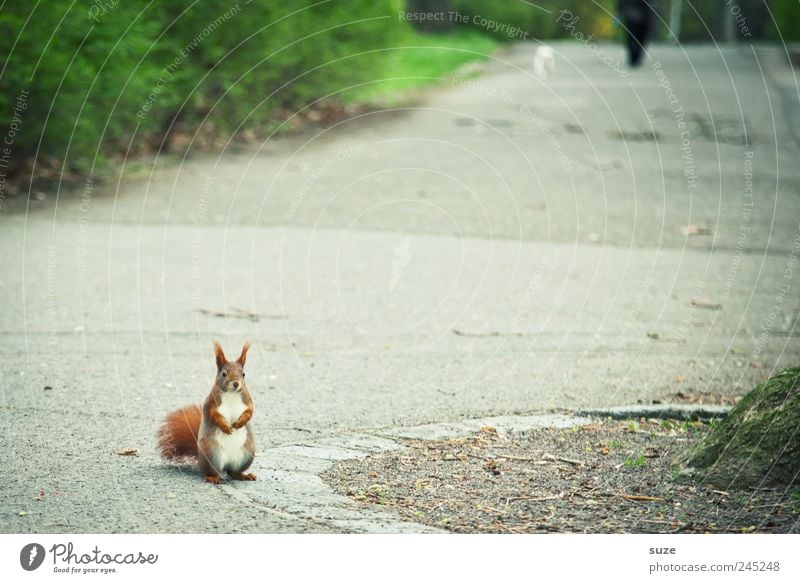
[770,0,800,42]
[0,3,164,172]
[159,1,405,129]
[0,0,403,175]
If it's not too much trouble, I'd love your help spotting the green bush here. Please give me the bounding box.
[770,1,800,42]
[451,0,618,41]
[0,0,403,174]
[160,1,405,129]
[0,3,164,172]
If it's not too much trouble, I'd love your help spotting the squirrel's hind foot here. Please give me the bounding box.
[231,472,256,481]
[203,475,222,484]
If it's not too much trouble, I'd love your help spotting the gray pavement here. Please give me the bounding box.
[1,42,799,532]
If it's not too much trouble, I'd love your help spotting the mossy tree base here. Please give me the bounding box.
[680,367,800,490]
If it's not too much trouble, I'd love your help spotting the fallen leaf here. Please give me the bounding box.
[680,224,711,236]
[691,296,722,310]
[116,448,139,456]
[483,459,502,476]
[749,361,765,369]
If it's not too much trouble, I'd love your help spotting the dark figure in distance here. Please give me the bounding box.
[617,0,659,67]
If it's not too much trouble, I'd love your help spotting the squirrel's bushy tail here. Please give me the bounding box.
[157,405,201,459]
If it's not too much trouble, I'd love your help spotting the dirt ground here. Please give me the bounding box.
[323,419,799,533]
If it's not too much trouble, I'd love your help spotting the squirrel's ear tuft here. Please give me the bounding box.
[237,341,251,366]
[213,341,226,370]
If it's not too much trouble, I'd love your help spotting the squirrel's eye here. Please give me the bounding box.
[242,372,245,378]
[221,371,227,377]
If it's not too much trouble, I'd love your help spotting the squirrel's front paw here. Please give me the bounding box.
[220,425,233,435]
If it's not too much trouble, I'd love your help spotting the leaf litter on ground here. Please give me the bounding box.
[323,419,798,533]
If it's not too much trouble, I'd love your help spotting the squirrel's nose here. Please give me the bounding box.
[232,381,240,390]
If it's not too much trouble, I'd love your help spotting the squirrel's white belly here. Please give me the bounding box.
[216,426,248,469]
[217,391,247,424]
[215,392,248,470]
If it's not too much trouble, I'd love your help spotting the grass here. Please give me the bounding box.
[351,483,390,505]
[343,28,498,106]
[624,454,646,468]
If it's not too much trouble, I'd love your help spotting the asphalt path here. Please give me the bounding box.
[2,42,798,532]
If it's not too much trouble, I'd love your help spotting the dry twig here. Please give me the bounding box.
[543,453,584,466]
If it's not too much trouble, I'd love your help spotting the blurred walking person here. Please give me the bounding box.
[617,0,659,67]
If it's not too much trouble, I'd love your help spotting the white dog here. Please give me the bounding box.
[533,45,555,80]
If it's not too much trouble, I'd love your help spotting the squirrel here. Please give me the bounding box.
[157,341,256,484]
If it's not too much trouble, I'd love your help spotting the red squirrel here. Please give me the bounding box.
[157,342,256,483]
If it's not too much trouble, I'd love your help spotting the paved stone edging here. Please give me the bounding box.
[578,404,732,421]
